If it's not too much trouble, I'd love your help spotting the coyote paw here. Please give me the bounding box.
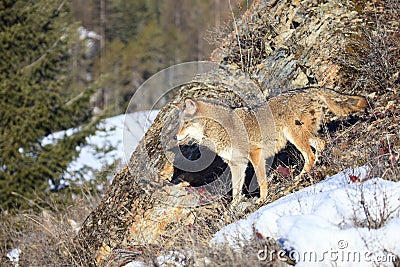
[255,197,267,205]
[230,200,252,213]
[230,194,245,207]
[293,175,304,187]
[177,181,190,187]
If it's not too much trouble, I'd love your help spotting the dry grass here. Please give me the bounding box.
[337,0,399,95]
[99,198,287,267]
[0,187,102,266]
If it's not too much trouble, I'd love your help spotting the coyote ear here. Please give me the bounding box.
[171,102,184,110]
[184,99,197,115]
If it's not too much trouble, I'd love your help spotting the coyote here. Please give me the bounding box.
[172,88,368,204]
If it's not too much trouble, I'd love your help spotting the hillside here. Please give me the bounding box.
[73,0,399,265]
[1,0,399,266]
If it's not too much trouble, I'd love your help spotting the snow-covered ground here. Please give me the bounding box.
[211,166,400,266]
[42,110,159,184]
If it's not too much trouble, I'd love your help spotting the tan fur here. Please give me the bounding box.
[172,88,368,204]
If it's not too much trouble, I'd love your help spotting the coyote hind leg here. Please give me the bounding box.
[249,148,268,202]
[309,136,325,163]
[285,129,316,178]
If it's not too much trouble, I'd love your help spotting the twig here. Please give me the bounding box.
[228,0,244,70]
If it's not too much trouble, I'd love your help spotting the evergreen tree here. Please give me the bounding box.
[104,0,148,44]
[0,0,97,210]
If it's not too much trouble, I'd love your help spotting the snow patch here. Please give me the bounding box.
[157,251,187,266]
[6,248,21,267]
[211,166,400,266]
[42,110,159,184]
[124,261,147,267]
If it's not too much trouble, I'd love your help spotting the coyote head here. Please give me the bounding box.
[172,99,206,145]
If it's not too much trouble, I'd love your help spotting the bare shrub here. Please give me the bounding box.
[0,189,101,266]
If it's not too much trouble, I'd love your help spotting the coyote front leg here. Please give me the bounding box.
[229,163,247,206]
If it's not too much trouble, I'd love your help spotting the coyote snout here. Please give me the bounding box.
[172,87,368,205]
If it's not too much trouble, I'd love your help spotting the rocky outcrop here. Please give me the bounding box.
[73,0,399,265]
[211,0,365,93]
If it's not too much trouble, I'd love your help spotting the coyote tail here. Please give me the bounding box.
[319,89,368,116]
